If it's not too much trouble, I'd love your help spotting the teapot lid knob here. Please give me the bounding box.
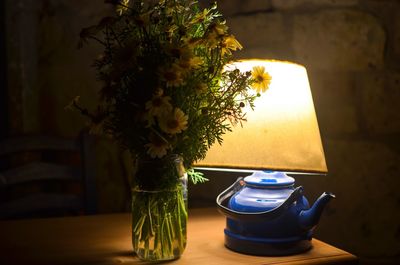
[244,171,294,187]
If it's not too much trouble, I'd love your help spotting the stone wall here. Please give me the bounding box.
[5,0,400,264]
[195,1,400,264]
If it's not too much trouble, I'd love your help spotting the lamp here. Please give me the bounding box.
[196,59,334,256]
[196,59,327,173]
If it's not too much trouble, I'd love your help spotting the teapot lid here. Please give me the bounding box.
[244,171,294,187]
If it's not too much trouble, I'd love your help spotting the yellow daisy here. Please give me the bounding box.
[165,44,184,58]
[169,47,202,72]
[190,8,209,24]
[221,35,243,56]
[194,82,207,94]
[251,66,272,93]
[208,22,228,37]
[160,65,185,87]
[165,25,179,39]
[159,108,188,134]
[115,0,130,15]
[178,56,203,71]
[206,22,228,48]
[145,93,173,117]
[145,134,169,158]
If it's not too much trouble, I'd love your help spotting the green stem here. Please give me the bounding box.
[132,181,187,261]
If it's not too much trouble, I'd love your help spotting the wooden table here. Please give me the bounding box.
[0,208,357,265]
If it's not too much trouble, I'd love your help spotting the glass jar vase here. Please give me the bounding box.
[131,155,188,261]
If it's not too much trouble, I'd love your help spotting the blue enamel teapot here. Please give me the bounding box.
[216,171,335,256]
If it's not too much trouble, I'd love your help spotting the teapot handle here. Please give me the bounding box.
[216,177,304,221]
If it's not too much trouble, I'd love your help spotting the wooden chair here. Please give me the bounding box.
[0,132,97,219]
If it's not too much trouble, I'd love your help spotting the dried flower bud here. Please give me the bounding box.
[178,25,187,36]
[79,26,98,39]
[97,17,116,29]
[152,16,160,24]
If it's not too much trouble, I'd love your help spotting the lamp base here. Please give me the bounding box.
[224,229,312,256]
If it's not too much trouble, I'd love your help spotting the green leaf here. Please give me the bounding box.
[187,168,209,184]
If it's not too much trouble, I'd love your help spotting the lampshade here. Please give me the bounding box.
[196,59,327,174]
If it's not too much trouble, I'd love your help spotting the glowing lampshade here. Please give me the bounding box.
[196,59,327,173]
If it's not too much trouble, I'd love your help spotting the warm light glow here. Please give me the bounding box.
[196,59,327,173]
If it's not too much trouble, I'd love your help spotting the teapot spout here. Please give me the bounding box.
[299,192,335,230]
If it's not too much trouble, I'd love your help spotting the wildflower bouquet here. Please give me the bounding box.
[72,0,270,261]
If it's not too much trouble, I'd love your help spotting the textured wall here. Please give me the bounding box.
[37,0,130,213]
[193,1,400,264]
[5,0,130,213]
[5,0,400,264]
